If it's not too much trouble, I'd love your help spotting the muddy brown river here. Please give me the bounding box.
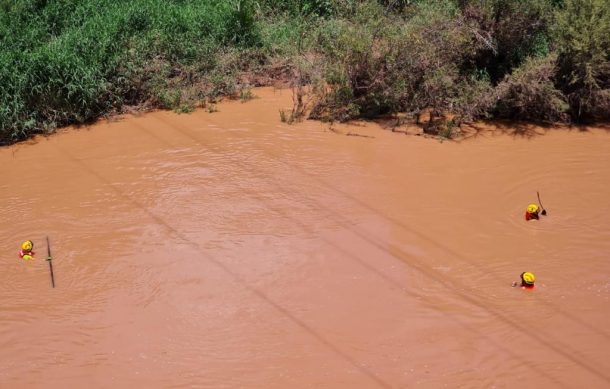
[1,88,609,388]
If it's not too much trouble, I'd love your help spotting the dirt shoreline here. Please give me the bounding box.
[5,87,610,149]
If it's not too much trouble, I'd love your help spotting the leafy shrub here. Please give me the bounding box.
[554,0,610,121]
[310,0,477,124]
[494,54,569,122]
[461,0,556,83]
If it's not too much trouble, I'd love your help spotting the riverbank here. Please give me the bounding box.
[2,0,608,144]
[10,88,610,147]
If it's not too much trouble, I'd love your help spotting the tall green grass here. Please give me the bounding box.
[0,0,263,143]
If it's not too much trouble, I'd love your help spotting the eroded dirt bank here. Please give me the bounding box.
[1,88,609,388]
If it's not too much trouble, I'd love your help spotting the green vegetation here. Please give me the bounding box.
[1,0,608,143]
[0,0,267,143]
[308,0,610,134]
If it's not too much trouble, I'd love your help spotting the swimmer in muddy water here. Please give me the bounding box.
[512,272,536,290]
[19,240,35,260]
[525,204,540,221]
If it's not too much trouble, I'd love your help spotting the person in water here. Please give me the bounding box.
[19,240,35,260]
[525,204,540,221]
[512,272,536,289]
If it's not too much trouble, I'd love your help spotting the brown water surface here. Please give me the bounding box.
[1,88,609,388]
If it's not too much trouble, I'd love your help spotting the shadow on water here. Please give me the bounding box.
[319,115,610,143]
[38,109,610,386]
[274,153,610,339]
[149,114,610,385]
[458,120,610,142]
[215,113,610,340]
[52,142,394,389]
[261,156,610,385]
[55,123,575,389]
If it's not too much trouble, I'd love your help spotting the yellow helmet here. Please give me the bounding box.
[527,204,539,214]
[522,272,536,285]
[21,240,33,251]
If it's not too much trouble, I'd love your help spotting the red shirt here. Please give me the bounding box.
[525,212,539,221]
[19,250,35,258]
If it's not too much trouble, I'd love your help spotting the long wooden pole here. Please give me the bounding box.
[537,191,548,216]
[46,236,55,288]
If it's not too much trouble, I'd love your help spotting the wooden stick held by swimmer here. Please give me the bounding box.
[537,191,548,215]
[525,192,548,221]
